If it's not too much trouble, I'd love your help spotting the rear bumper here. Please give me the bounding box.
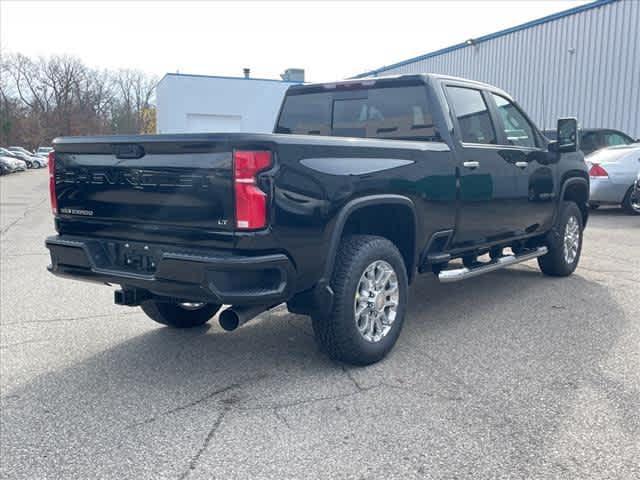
[589,177,628,203]
[46,235,296,305]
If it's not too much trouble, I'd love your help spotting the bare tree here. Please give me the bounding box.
[112,69,157,134]
[0,53,157,148]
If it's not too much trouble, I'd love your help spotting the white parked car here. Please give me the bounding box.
[36,146,53,158]
[587,144,640,215]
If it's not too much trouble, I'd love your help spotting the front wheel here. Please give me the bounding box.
[312,235,408,366]
[140,300,221,328]
[537,201,583,277]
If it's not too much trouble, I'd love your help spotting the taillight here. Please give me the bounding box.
[233,150,272,229]
[589,163,608,178]
[48,151,57,214]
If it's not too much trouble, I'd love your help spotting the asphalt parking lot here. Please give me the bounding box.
[1,169,638,480]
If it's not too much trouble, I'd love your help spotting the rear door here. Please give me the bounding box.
[444,83,522,248]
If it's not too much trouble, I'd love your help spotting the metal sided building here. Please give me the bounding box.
[355,0,639,137]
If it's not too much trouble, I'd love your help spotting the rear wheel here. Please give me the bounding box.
[312,235,408,365]
[140,300,221,328]
[621,186,640,215]
[537,201,583,277]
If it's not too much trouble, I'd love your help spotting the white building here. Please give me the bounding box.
[156,72,302,134]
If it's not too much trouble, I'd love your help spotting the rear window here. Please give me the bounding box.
[275,92,332,136]
[275,86,439,141]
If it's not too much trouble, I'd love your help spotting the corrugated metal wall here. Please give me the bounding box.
[368,0,639,136]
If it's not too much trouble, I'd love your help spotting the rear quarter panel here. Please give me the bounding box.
[238,135,456,292]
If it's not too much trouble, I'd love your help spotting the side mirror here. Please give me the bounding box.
[555,117,579,153]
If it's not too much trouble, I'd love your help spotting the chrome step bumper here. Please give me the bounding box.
[438,246,548,283]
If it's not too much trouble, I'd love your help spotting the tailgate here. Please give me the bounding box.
[53,136,234,232]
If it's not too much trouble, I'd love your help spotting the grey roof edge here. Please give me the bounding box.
[158,72,301,85]
[352,0,619,78]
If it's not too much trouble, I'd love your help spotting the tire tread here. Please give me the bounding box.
[537,201,583,277]
[313,235,407,365]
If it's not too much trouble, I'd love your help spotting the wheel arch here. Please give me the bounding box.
[321,195,418,286]
[560,176,589,227]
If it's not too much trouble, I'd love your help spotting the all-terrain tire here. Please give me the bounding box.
[537,201,583,277]
[312,235,408,366]
[140,300,221,328]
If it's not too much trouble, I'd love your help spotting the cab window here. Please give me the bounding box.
[490,93,537,148]
[446,86,496,145]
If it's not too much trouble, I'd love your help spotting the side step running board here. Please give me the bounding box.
[438,246,548,283]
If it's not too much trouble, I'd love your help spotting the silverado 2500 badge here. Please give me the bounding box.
[59,208,94,216]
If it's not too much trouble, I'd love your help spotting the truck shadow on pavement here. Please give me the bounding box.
[2,267,638,478]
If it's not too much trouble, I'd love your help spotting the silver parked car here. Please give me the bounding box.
[0,156,17,174]
[0,155,27,173]
[587,144,640,215]
[1,148,46,168]
[632,172,640,214]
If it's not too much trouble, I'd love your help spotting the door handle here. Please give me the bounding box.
[515,161,528,169]
[463,161,480,169]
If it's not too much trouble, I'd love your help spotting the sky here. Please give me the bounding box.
[1,0,592,82]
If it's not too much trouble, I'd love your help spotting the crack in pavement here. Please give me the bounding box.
[127,383,240,430]
[126,374,269,430]
[341,364,367,391]
[0,338,49,349]
[242,385,380,416]
[2,252,49,258]
[0,197,48,238]
[177,408,228,480]
[272,407,292,429]
[578,266,637,275]
[2,311,142,326]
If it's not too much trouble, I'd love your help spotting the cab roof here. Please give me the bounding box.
[285,73,512,100]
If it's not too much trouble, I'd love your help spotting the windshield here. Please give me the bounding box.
[276,86,441,142]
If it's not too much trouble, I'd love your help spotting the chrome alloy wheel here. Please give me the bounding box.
[354,260,399,343]
[563,215,580,264]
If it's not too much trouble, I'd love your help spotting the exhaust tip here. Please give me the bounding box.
[219,309,240,331]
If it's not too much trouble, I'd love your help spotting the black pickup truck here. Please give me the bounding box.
[46,74,589,365]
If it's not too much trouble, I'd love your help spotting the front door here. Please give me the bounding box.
[488,92,556,234]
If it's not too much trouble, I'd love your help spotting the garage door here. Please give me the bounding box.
[186,113,242,132]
